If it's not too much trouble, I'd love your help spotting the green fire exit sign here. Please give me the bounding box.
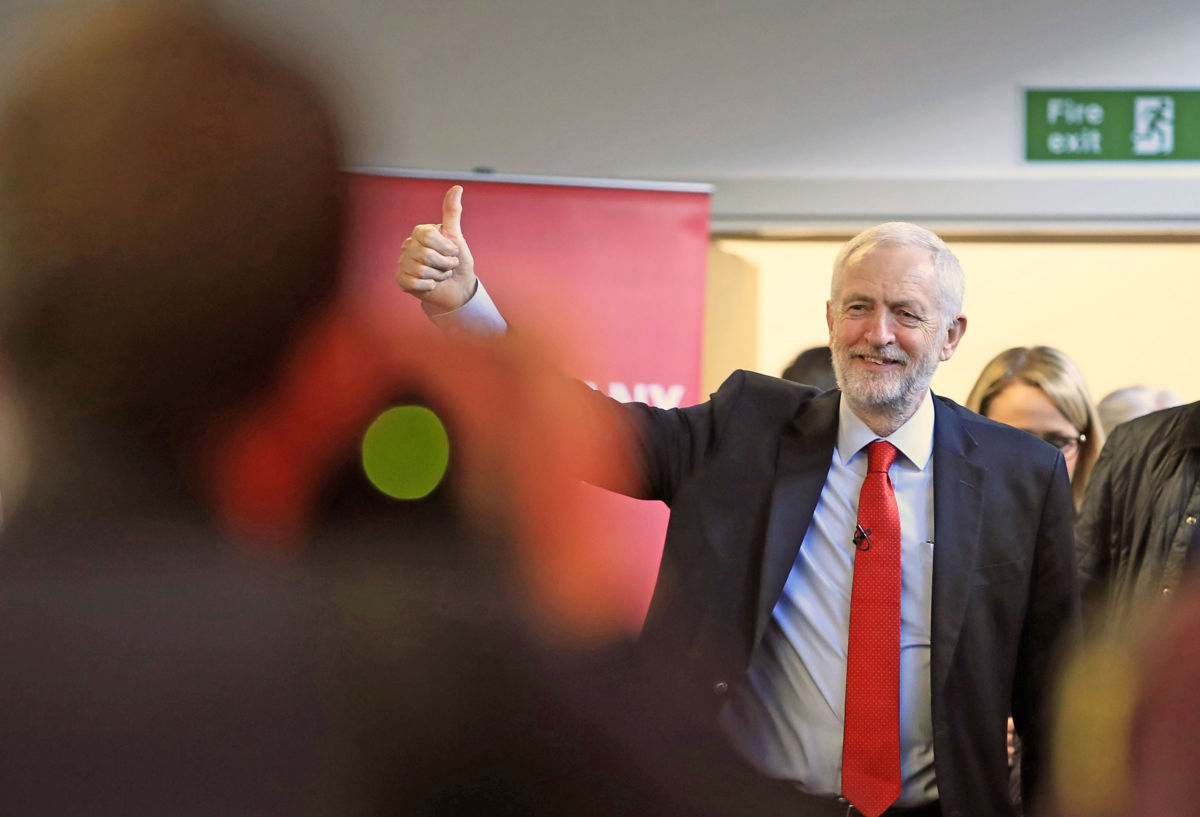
[1025,89,1200,161]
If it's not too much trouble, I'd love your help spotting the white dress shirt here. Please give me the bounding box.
[718,393,938,806]
[424,280,507,335]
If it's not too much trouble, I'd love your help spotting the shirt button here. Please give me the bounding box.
[712,680,729,695]
[1187,516,1197,525]
[1163,587,1172,596]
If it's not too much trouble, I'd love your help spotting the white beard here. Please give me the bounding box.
[832,339,940,419]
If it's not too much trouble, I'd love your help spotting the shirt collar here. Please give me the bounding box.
[837,390,936,470]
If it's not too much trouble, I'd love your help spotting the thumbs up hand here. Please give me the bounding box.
[397,185,477,313]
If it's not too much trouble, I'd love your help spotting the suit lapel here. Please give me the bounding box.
[930,399,986,698]
[754,391,839,646]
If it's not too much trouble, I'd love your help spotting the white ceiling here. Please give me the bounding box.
[5,0,1200,228]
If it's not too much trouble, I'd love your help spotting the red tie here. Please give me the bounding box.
[842,440,902,817]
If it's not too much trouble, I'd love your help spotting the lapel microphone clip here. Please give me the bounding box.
[853,524,872,551]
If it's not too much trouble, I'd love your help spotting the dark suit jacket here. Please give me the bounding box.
[609,370,1079,817]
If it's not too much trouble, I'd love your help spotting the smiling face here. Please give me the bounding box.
[827,243,965,432]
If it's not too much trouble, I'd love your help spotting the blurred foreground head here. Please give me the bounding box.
[1044,580,1200,817]
[0,2,343,440]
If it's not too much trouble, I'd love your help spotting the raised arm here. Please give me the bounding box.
[391,184,728,504]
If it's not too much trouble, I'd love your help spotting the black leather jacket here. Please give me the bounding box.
[1076,401,1200,624]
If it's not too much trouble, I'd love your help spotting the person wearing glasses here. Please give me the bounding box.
[965,345,1104,812]
[966,346,1104,510]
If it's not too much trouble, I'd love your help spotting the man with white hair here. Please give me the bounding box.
[398,187,1079,817]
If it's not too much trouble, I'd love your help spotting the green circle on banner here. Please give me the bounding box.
[361,405,450,500]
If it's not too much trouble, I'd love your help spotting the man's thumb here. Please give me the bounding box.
[440,185,464,239]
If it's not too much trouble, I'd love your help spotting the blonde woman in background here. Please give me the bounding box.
[966,345,1104,813]
[966,346,1105,509]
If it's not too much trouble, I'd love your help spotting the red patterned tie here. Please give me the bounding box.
[842,440,902,817]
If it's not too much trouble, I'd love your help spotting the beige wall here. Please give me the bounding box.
[709,237,1200,408]
[703,246,760,398]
